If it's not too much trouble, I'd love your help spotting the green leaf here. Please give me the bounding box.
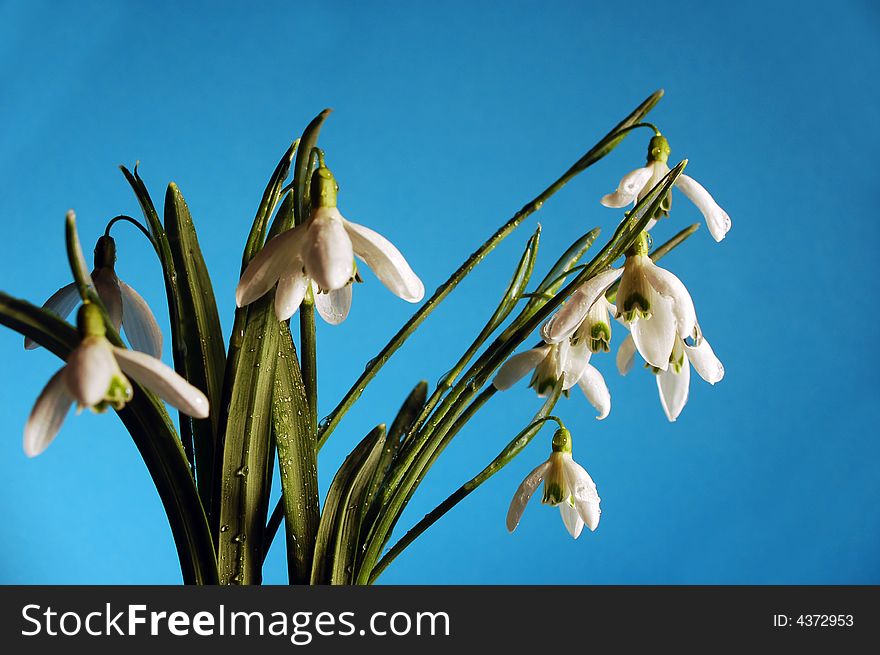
[368,380,564,583]
[63,211,94,300]
[0,292,78,358]
[498,228,600,342]
[241,143,297,271]
[311,424,386,585]
[119,165,197,473]
[272,321,319,584]
[119,164,164,247]
[357,380,428,555]
[164,182,227,507]
[290,109,332,230]
[216,294,281,585]
[317,90,665,446]
[0,291,218,584]
[214,143,302,584]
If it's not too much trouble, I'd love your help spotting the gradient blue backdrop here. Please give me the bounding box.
[1,0,877,584]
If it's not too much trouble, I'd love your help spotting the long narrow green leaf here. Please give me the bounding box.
[119,165,196,473]
[311,425,384,585]
[318,90,665,446]
[369,380,564,583]
[356,161,687,582]
[0,292,218,584]
[272,321,319,584]
[216,294,280,585]
[164,183,227,507]
[291,109,332,229]
[330,426,386,585]
[214,143,297,548]
[241,143,297,271]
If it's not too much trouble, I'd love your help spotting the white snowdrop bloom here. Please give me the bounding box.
[614,234,696,371]
[541,267,623,345]
[25,235,163,357]
[506,429,601,538]
[23,304,209,457]
[600,134,731,242]
[236,165,424,323]
[617,331,724,422]
[493,331,610,420]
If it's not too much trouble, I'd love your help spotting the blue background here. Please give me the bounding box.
[1,0,877,584]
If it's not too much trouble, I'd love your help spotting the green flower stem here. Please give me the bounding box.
[369,409,563,583]
[406,228,539,446]
[356,162,686,581]
[299,296,319,438]
[317,89,665,449]
[103,214,157,248]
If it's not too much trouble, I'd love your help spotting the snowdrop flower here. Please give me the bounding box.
[617,330,724,422]
[23,303,208,457]
[236,165,424,323]
[25,235,162,357]
[506,428,600,539]
[600,134,731,242]
[541,267,623,345]
[614,233,696,371]
[493,329,610,420]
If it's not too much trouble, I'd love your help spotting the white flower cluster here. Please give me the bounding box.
[498,140,730,539]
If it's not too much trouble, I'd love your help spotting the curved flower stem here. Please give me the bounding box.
[104,214,157,249]
[317,89,665,448]
[369,395,564,583]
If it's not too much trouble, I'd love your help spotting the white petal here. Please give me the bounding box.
[676,174,731,242]
[275,270,309,321]
[119,280,163,358]
[23,369,73,457]
[685,337,724,384]
[562,457,601,531]
[506,461,551,532]
[577,365,611,420]
[657,358,691,422]
[302,207,354,291]
[63,339,116,407]
[113,347,209,418]
[559,338,590,390]
[559,503,584,539]
[630,293,676,370]
[26,282,80,349]
[314,283,353,325]
[643,261,696,340]
[616,333,637,375]
[343,219,424,302]
[541,268,623,343]
[493,346,550,390]
[600,166,653,208]
[92,268,123,331]
[236,224,305,307]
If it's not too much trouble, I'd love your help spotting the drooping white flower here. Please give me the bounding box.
[236,165,424,323]
[506,429,600,538]
[617,330,724,422]
[600,134,731,242]
[25,235,163,357]
[23,304,209,457]
[541,267,623,345]
[493,331,610,420]
[614,236,696,371]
